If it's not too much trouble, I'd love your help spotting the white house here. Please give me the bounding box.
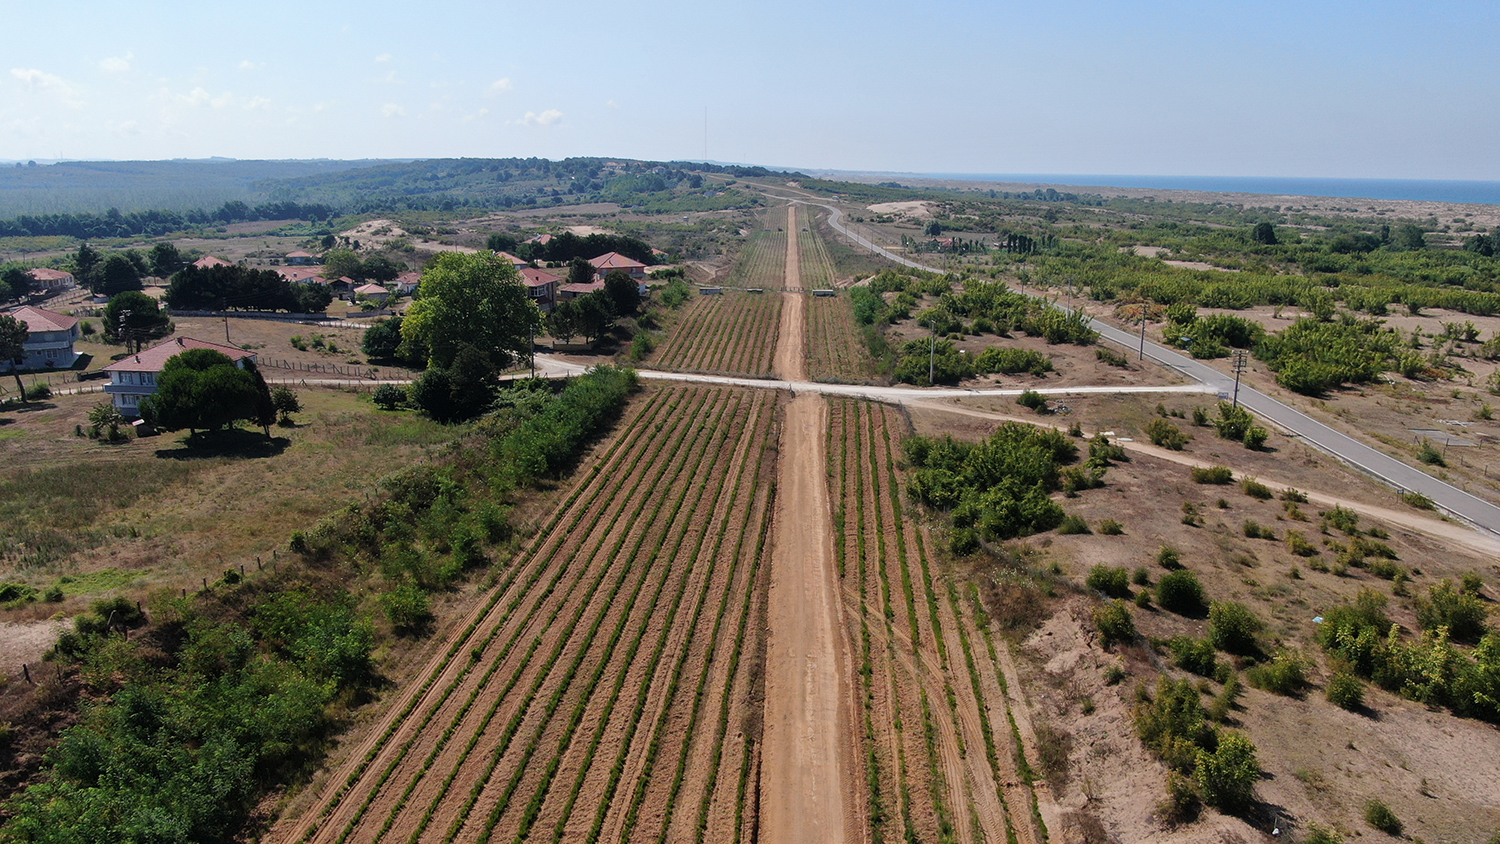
[2,306,80,371]
[101,336,256,416]
[25,268,76,293]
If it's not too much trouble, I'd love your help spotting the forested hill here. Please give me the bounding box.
[0,159,391,217]
[0,157,797,239]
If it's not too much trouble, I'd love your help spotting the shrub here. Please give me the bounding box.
[1416,579,1490,643]
[1364,799,1402,836]
[1191,465,1234,484]
[1242,520,1274,540]
[1195,732,1260,813]
[1242,425,1269,450]
[1086,565,1131,598]
[1132,567,1150,586]
[1094,600,1136,648]
[1207,674,1242,723]
[1098,518,1124,535]
[1058,514,1090,535]
[1417,438,1446,466]
[1240,478,1273,500]
[1017,389,1048,412]
[24,382,51,400]
[1325,671,1364,710]
[1134,589,1153,608]
[1157,545,1182,569]
[1191,406,1209,426]
[1399,490,1436,510]
[1280,487,1309,503]
[1213,402,1255,442]
[1158,569,1207,616]
[379,582,432,633]
[1286,530,1320,557]
[1095,347,1130,368]
[1156,771,1201,826]
[372,383,406,410]
[1303,824,1344,844]
[1246,650,1311,697]
[1168,636,1218,677]
[1461,571,1485,596]
[1208,601,1263,656]
[1146,418,1190,450]
[1134,676,1216,773]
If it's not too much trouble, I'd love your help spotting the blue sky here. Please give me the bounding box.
[4,0,1498,180]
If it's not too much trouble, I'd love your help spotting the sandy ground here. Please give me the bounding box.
[865,200,933,219]
[761,205,856,844]
[0,620,69,675]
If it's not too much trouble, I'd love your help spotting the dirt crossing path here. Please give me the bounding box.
[762,203,858,844]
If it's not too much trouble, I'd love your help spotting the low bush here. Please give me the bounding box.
[1191,465,1234,484]
[1325,671,1364,710]
[1098,518,1124,535]
[1146,418,1189,450]
[1416,579,1490,643]
[372,383,406,410]
[1280,487,1309,503]
[1134,676,1217,773]
[1157,569,1206,616]
[1242,520,1274,540]
[1246,650,1311,697]
[1208,601,1263,656]
[1086,565,1130,598]
[1094,600,1137,648]
[24,382,52,400]
[1017,389,1048,412]
[1240,477,1273,500]
[1286,530,1320,557]
[1364,799,1402,836]
[1168,636,1218,677]
[1195,732,1260,813]
[1157,545,1182,569]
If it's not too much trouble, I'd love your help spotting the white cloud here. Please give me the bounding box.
[462,107,489,123]
[486,78,513,97]
[173,86,233,109]
[606,99,620,109]
[238,60,263,72]
[99,53,132,74]
[10,68,82,106]
[375,53,392,63]
[518,109,563,127]
[381,103,406,118]
[243,96,272,111]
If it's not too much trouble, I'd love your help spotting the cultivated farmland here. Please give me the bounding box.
[827,398,1049,844]
[647,292,782,377]
[275,384,780,844]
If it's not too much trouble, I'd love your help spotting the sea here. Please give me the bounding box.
[923,174,1500,207]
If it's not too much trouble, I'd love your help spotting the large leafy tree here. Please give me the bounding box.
[96,254,144,297]
[103,291,172,353]
[140,349,273,437]
[72,243,101,290]
[400,252,539,370]
[149,242,184,277]
[602,269,640,316]
[0,313,29,402]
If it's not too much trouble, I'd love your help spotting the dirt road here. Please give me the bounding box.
[762,395,853,844]
[762,203,855,844]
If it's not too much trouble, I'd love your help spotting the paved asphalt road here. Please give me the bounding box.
[796,198,1500,536]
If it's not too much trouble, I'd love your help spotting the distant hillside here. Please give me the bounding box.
[0,159,394,217]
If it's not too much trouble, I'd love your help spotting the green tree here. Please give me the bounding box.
[360,255,404,282]
[548,299,580,343]
[361,316,405,362]
[1251,222,1278,245]
[139,349,264,436]
[103,291,172,353]
[1195,732,1260,813]
[320,248,363,281]
[148,242,184,277]
[567,256,595,288]
[270,385,301,424]
[400,252,539,369]
[486,232,519,253]
[573,291,614,343]
[87,401,129,442]
[0,313,29,402]
[73,242,101,290]
[96,254,144,297]
[602,269,640,316]
[1,266,31,300]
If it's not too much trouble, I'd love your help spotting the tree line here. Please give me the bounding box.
[0,200,337,240]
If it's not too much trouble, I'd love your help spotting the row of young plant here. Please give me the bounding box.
[435,389,737,844]
[1,368,640,844]
[723,218,786,290]
[648,292,781,376]
[305,385,686,844]
[338,389,699,844]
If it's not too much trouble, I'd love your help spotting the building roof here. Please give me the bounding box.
[560,281,605,295]
[520,267,563,288]
[276,267,323,283]
[6,305,78,333]
[354,283,389,295]
[588,252,646,271]
[495,251,529,268]
[26,268,74,281]
[526,233,554,245]
[286,250,315,259]
[193,256,232,269]
[392,271,420,288]
[102,336,254,374]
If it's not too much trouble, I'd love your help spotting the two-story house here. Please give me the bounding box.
[520,266,562,312]
[2,306,80,371]
[102,336,256,416]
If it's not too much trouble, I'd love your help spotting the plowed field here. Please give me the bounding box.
[806,294,878,383]
[828,398,1049,844]
[649,292,782,377]
[274,384,780,844]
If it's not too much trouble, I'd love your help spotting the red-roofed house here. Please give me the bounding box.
[588,252,649,295]
[354,283,390,303]
[495,251,529,271]
[2,306,80,371]
[26,268,76,292]
[193,256,232,269]
[526,233,554,246]
[277,267,323,285]
[102,336,256,416]
[286,250,317,266]
[520,266,562,312]
[392,271,420,296]
[559,281,605,300]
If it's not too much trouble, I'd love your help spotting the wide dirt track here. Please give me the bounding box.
[276,203,1047,844]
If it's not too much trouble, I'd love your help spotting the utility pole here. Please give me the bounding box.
[530,320,536,379]
[929,327,936,386]
[1139,315,1147,361]
[1232,349,1247,408]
